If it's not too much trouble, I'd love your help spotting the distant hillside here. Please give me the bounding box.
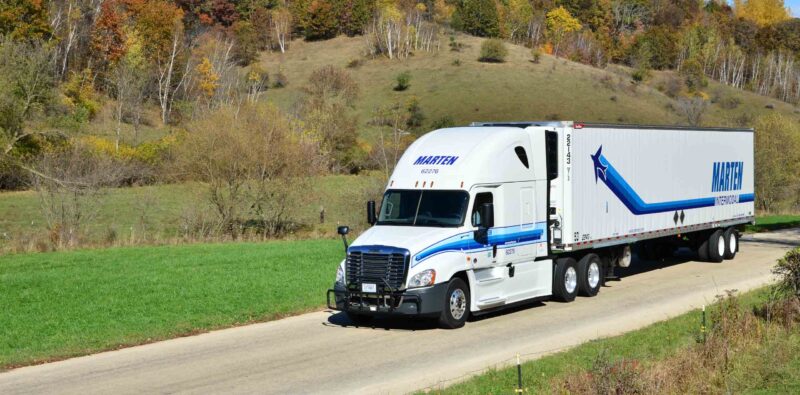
[260,34,799,141]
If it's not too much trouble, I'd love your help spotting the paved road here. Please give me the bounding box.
[1,229,797,395]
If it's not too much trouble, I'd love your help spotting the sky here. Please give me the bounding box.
[790,0,800,17]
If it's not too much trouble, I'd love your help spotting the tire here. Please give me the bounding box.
[552,257,579,302]
[697,236,709,262]
[723,228,738,260]
[577,254,602,297]
[707,229,725,263]
[345,312,373,326]
[438,278,470,329]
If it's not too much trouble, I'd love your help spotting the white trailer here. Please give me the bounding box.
[328,122,755,328]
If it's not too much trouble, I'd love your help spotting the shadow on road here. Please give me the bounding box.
[323,311,439,331]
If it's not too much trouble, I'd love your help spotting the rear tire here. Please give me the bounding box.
[577,254,602,297]
[697,236,709,262]
[723,228,738,260]
[707,229,725,263]
[552,257,578,302]
[438,278,470,329]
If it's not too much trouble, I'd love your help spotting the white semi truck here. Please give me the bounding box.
[328,122,755,328]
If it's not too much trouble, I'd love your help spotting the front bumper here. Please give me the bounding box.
[327,283,448,316]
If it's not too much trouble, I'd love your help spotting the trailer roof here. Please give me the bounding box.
[470,121,753,133]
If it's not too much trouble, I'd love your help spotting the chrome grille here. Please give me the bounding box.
[346,250,409,290]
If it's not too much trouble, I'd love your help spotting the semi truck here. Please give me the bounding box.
[328,121,755,329]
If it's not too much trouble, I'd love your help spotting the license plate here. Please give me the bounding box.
[361,283,377,293]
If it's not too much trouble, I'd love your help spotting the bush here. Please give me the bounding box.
[346,58,364,68]
[479,39,508,63]
[775,248,800,299]
[531,48,542,63]
[430,116,456,129]
[394,71,411,91]
[452,59,462,66]
[272,72,288,88]
[713,91,742,110]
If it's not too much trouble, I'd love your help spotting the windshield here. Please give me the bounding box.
[377,190,469,227]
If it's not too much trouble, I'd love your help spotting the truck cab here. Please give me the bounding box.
[328,125,561,328]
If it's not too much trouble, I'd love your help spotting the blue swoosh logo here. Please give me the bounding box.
[592,146,753,215]
[413,222,547,265]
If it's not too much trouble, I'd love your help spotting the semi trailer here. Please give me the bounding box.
[328,121,755,329]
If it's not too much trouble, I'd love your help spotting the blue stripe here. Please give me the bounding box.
[598,154,752,215]
[413,222,546,265]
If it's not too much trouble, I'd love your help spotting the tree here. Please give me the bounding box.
[299,66,361,171]
[503,0,534,42]
[734,0,790,27]
[546,6,582,57]
[305,0,338,40]
[335,0,375,36]
[92,0,127,71]
[271,6,292,53]
[754,114,800,211]
[676,96,708,126]
[453,0,500,37]
[232,20,259,65]
[111,29,149,150]
[0,0,51,40]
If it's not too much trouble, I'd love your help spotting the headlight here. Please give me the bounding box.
[408,269,436,288]
[335,263,345,286]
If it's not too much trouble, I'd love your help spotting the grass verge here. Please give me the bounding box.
[0,239,343,369]
[426,285,800,394]
[746,214,800,233]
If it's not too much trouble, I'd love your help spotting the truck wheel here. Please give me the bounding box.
[438,278,470,329]
[577,254,602,297]
[723,228,738,260]
[697,236,709,262]
[707,229,725,263]
[553,257,578,302]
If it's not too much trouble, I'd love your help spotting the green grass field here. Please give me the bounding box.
[0,239,343,369]
[747,214,800,233]
[427,287,800,394]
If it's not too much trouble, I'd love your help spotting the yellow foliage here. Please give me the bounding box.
[546,6,582,34]
[195,57,219,100]
[433,0,455,24]
[734,0,790,26]
[80,134,178,164]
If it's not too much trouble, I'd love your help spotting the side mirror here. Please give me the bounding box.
[473,203,494,245]
[337,225,349,253]
[367,200,377,225]
[478,203,494,229]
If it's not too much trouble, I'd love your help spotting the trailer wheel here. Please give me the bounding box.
[438,277,470,329]
[723,228,738,260]
[577,254,602,297]
[697,236,709,262]
[707,229,725,263]
[553,257,579,302]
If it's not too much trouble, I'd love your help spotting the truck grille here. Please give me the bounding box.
[346,249,409,291]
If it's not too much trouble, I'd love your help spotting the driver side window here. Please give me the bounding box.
[471,192,494,227]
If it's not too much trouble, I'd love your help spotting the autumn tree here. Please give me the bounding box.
[0,0,52,40]
[546,6,582,57]
[335,0,375,36]
[734,0,790,27]
[111,29,149,149]
[503,0,534,42]
[305,0,338,40]
[754,114,800,211]
[232,20,259,65]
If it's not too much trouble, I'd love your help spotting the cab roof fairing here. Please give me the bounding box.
[386,127,540,191]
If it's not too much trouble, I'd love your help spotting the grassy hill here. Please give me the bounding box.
[259,34,798,138]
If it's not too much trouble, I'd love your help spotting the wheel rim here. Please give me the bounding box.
[588,262,600,288]
[729,233,737,254]
[565,267,577,294]
[718,235,725,257]
[449,288,467,320]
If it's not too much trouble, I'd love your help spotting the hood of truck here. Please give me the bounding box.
[350,225,464,261]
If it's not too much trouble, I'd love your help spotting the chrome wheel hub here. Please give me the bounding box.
[565,267,577,294]
[718,235,725,257]
[729,233,737,255]
[449,289,467,320]
[588,262,600,288]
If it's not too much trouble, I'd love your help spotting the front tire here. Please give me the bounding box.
[707,229,725,263]
[577,254,602,297]
[553,257,579,302]
[723,228,738,260]
[438,278,470,329]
